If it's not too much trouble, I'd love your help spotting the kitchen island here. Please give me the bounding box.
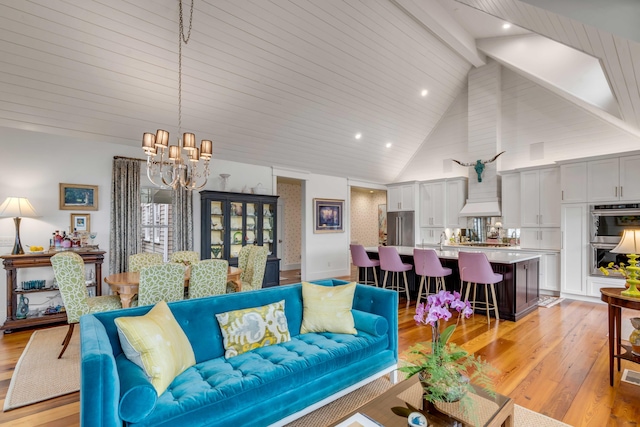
[364,246,541,321]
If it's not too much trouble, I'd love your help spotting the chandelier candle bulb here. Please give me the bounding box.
[155,129,169,148]
[201,140,213,158]
[182,132,196,151]
[142,133,157,155]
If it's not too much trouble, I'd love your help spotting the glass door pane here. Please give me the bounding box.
[210,201,224,259]
[246,202,257,245]
[262,202,275,256]
[230,201,244,259]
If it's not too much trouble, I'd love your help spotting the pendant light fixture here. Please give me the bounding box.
[142,0,212,191]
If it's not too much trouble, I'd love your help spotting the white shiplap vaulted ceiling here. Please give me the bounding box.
[1,0,639,184]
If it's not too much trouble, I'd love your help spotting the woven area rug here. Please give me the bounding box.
[538,296,564,308]
[286,375,572,427]
[3,326,79,411]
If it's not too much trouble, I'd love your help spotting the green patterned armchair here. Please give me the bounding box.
[169,251,200,266]
[51,251,122,358]
[137,263,186,306]
[129,253,163,273]
[239,246,268,292]
[188,259,229,299]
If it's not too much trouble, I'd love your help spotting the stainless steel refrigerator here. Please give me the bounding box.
[387,211,415,246]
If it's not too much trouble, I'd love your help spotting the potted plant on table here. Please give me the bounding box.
[395,290,497,419]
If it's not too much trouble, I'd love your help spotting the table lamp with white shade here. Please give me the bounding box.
[0,197,39,255]
[611,229,640,298]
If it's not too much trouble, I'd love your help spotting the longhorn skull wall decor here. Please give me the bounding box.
[452,151,505,182]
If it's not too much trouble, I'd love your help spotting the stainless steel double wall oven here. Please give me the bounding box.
[590,203,640,276]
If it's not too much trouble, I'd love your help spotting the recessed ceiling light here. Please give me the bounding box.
[385,142,392,148]
[421,89,428,97]
[502,23,511,29]
[355,132,362,140]
[369,190,374,194]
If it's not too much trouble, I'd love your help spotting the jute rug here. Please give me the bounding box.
[286,375,573,427]
[3,326,80,411]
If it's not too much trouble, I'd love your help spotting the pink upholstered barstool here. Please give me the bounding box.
[413,248,452,306]
[350,244,379,286]
[378,246,412,301]
[458,251,503,326]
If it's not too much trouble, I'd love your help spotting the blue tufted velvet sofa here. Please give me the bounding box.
[79,279,398,427]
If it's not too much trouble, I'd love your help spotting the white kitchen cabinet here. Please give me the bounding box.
[445,178,467,229]
[561,204,588,296]
[500,172,520,228]
[387,183,416,212]
[587,275,624,298]
[587,155,640,202]
[421,227,444,244]
[521,167,560,227]
[539,252,560,292]
[519,228,561,250]
[560,162,587,203]
[419,181,445,228]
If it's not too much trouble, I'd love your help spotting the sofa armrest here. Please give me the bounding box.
[352,309,388,336]
[351,284,398,357]
[116,354,157,422]
[80,314,122,427]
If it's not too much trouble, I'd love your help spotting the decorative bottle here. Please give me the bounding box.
[16,294,29,319]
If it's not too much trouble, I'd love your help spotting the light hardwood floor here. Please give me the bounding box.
[0,271,639,426]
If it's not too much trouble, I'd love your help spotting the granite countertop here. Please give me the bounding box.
[364,245,542,264]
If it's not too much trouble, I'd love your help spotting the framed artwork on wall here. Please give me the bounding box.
[59,183,98,211]
[314,198,344,233]
[70,213,90,232]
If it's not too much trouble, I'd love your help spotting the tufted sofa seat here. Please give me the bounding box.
[80,279,398,427]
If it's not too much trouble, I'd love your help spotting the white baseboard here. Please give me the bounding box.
[268,364,398,427]
[281,263,301,271]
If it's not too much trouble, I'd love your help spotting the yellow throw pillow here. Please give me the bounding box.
[115,301,196,396]
[300,281,357,334]
[215,300,290,359]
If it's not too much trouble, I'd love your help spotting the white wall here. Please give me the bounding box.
[302,174,351,281]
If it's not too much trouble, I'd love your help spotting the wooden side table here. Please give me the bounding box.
[600,287,640,386]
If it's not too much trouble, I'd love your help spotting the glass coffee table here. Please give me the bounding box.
[332,375,514,427]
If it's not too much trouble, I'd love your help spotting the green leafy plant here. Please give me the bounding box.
[398,290,497,416]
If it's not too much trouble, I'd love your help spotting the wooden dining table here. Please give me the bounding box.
[104,266,243,308]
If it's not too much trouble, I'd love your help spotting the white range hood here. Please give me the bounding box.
[459,199,501,217]
[458,61,503,218]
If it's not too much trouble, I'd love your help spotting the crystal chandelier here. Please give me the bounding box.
[142,0,212,191]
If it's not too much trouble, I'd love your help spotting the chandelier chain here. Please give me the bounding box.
[178,0,194,136]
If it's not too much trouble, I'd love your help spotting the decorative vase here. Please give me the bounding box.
[16,294,29,319]
[630,318,640,356]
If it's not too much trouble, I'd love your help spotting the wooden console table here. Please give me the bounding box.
[1,250,105,332]
[600,287,640,386]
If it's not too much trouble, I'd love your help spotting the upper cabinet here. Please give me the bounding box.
[419,181,445,228]
[387,183,417,212]
[501,172,521,228]
[520,167,561,228]
[445,178,467,229]
[560,162,587,203]
[587,155,640,202]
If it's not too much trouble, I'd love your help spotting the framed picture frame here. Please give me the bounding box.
[59,183,98,211]
[314,198,344,233]
[70,213,90,232]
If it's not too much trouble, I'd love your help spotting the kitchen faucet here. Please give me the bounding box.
[439,231,447,250]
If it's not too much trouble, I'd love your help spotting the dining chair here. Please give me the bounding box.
[413,248,452,306]
[350,244,379,286]
[51,251,122,358]
[238,245,269,292]
[458,251,503,326]
[169,251,200,265]
[137,263,186,306]
[129,253,163,273]
[378,246,412,301]
[188,259,229,299]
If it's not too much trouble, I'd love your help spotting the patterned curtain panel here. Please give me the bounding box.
[172,186,193,251]
[109,158,141,273]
